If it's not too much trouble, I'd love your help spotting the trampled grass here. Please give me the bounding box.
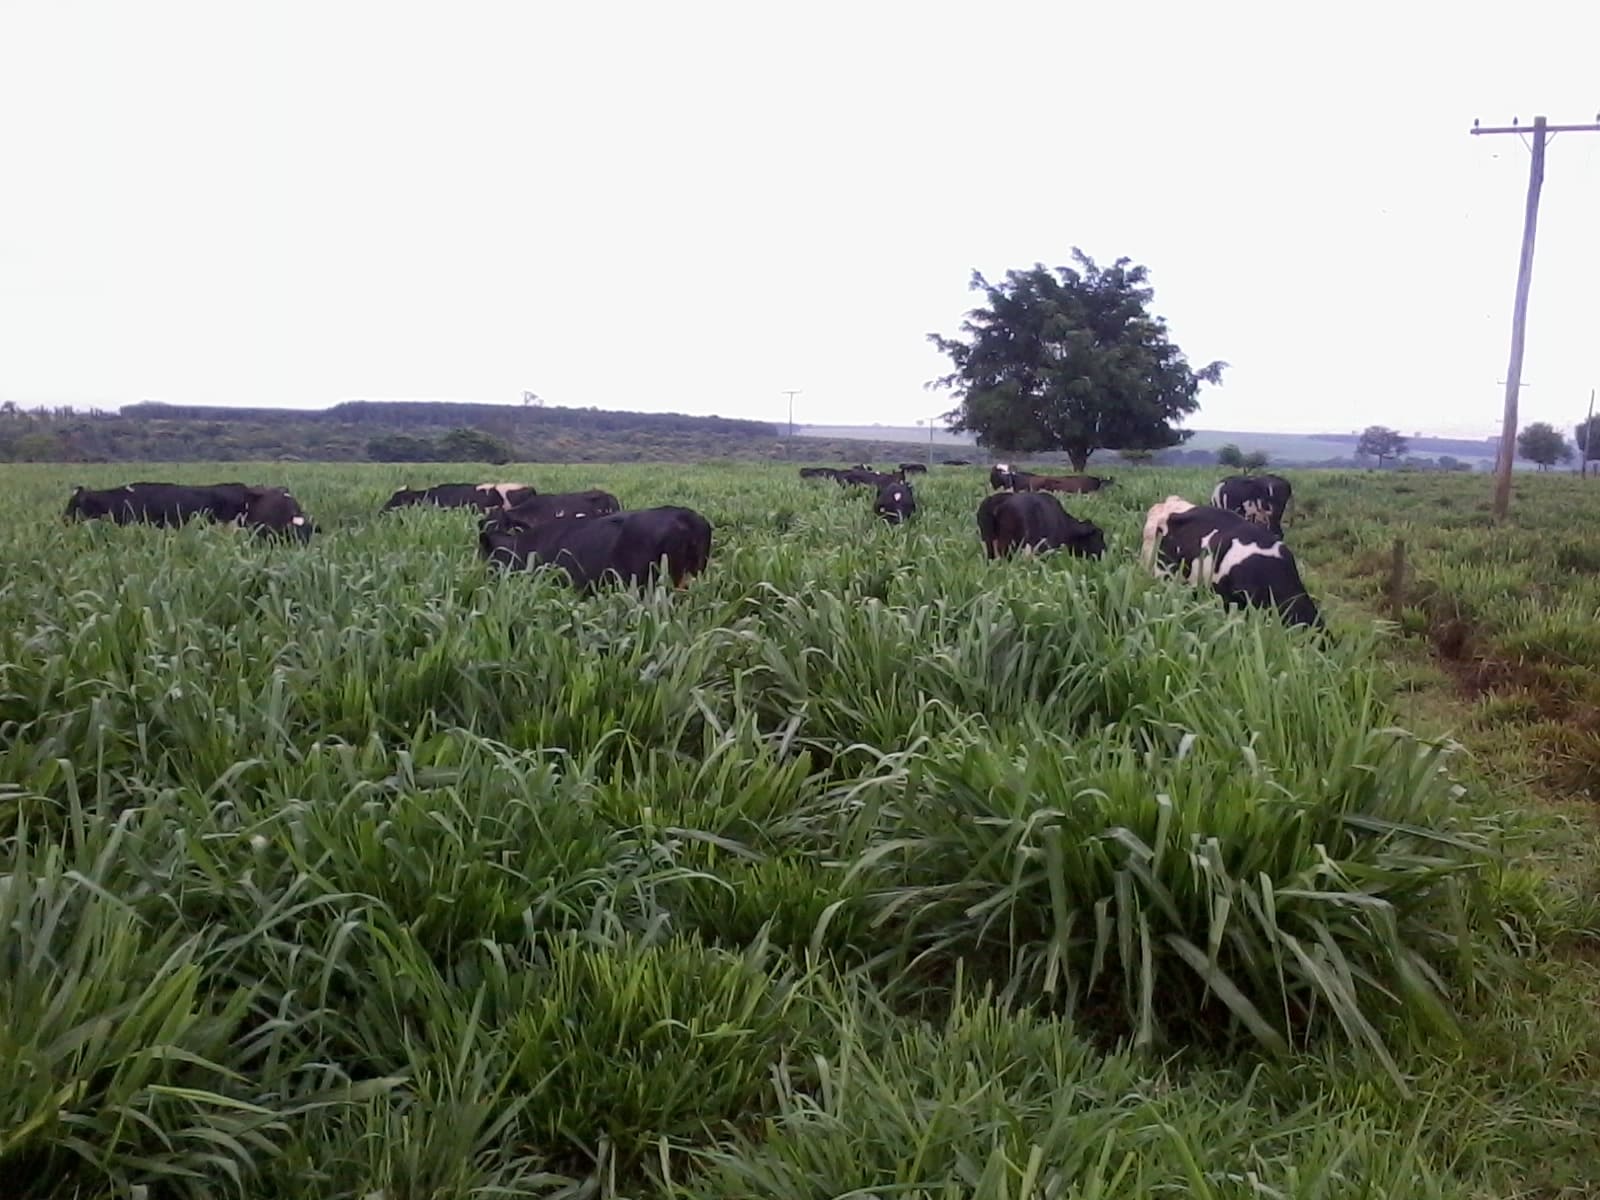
[1,460,1596,1197]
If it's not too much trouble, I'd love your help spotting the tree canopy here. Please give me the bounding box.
[928,250,1226,471]
[1356,426,1408,467]
[1517,422,1572,470]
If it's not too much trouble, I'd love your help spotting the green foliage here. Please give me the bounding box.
[1516,421,1572,469]
[0,461,1593,1196]
[929,250,1226,470]
[1242,449,1269,471]
[1357,425,1409,466]
[439,426,513,464]
[1217,443,1244,468]
[365,432,439,461]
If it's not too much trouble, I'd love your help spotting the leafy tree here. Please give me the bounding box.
[1216,444,1244,469]
[1118,448,1155,465]
[928,250,1226,471]
[1242,450,1269,472]
[1516,422,1572,470]
[439,427,513,465]
[1356,426,1408,467]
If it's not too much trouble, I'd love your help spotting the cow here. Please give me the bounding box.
[897,462,928,475]
[990,464,1112,493]
[989,463,1036,491]
[1142,496,1323,630]
[239,486,317,542]
[838,467,903,489]
[1211,473,1292,536]
[382,482,537,512]
[799,467,845,481]
[479,505,713,592]
[1032,474,1113,495]
[874,481,917,524]
[942,458,973,466]
[64,482,314,540]
[489,489,622,530]
[977,491,1105,560]
[66,482,248,526]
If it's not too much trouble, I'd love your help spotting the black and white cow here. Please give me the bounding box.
[1211,473,1292,536]
[479,505,713,591]
[382,482,537,512]
[1141,496,1322,629]
[873,480,917,524]
[977,491,1105,559]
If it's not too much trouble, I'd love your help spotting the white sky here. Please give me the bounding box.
[2,0,1596,437]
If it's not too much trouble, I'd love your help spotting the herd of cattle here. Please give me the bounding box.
[59,466,1320,627]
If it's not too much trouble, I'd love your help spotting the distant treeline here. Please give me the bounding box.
[0,398,1505,469]
[0,400,808,464]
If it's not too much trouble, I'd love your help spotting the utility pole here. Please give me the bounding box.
[782,389,801,458]
[1584,387,1597,479]
[1471,113,1600,519]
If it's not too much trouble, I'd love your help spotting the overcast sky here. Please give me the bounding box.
[2,1,1596,437]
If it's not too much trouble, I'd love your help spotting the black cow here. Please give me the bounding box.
[838,467,903,488]
[1141,497,1322,629]
[874,481,917,524]
[989,464,1112,494]
[1211,474,1292,536]
[977,492,1104,560]
[489,489,622,531]
[799,467,845,481]
[64,482,314,540]
[897,462,928,475]
[479,505,713,592]
[240,486,317,541]
[942,458,973,466]
[67,482,245,526]
[382,482,536,512]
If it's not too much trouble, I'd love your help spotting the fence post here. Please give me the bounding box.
[1388,538,1407,619]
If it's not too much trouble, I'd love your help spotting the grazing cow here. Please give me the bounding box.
[489,489,622,530]
[64,482,314,540]
[799,467,845,481]
[897,462,928,475]
[990,464,1112,493]
[838,467,903,489]
[239,486,317,541]
[1142,496,1322,629]
[942,458,973,466]
[874,481,917,524]
[479,505,713,592]
[67,482,247,526]
[382,482,537,512]
[1211,473,1292,536]
[1032,474,1113,494]
[989,463,1036,491]
[977,491,1105,560]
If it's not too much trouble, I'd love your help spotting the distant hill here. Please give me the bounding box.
[0,400,1521,470]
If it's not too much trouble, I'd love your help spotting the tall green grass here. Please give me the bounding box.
[0,460,1573,1196]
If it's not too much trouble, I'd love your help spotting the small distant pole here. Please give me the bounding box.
[1471,113,1600,518]
[1584,387,1596,478]
[782,389,801,458]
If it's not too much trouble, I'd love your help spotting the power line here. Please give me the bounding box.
[1470,113,1600,519]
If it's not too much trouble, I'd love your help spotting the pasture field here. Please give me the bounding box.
[1,461,1597,1198]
